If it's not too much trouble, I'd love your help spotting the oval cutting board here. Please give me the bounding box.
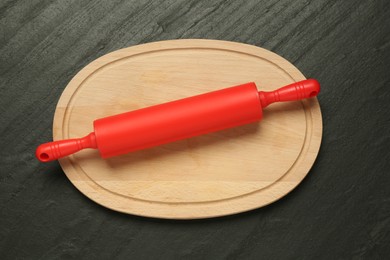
[54,39,322,219]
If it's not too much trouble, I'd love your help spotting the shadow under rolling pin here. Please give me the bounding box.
[36,79,320,162]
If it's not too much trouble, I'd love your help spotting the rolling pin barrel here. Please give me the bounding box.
[36,79,320,162]
[94,82,262,158]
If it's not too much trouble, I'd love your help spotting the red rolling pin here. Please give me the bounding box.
[36,79,320,162]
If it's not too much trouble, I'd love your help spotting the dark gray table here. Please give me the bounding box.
[1,1,389,259]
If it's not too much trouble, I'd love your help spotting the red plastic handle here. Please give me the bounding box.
[258,79,320,108]
[36,133,97,162]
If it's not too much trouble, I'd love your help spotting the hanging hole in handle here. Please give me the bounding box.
[40,153,49,161]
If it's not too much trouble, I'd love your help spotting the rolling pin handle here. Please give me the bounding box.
[36,132,97,162]
[259,79,320,108]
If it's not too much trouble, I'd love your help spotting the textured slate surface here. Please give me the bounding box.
[1,0,389,259]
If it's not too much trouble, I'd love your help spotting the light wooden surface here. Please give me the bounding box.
[54,39,322,219]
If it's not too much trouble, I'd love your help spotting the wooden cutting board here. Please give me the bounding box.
[54,39,322,219]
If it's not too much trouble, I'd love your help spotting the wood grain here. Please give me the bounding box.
[54,40,322,218]
[0,0,389,258]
